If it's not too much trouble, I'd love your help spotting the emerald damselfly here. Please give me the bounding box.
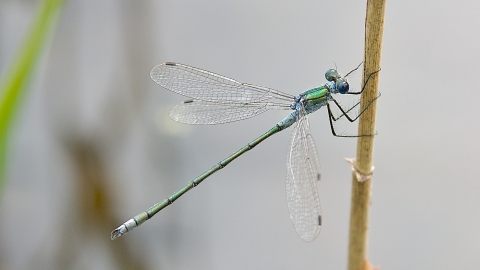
[111,62,379,242]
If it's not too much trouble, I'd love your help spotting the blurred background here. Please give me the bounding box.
[0,0,479,269]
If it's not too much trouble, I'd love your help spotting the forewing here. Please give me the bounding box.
[150,62,293,103]
[285,108,322,242]
[169,100,276,125]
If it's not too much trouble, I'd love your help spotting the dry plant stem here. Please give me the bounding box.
[347,0,386,270]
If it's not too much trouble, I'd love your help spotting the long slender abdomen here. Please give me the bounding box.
[111,122,287,239]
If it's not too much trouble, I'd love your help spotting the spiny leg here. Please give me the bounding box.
[344,61,363,78]
[330,92,381,123]
[326,92,380,138]
[346,69,381,95]
[326,103,374,138]
[330,100,361,122]
[327,103,362,137]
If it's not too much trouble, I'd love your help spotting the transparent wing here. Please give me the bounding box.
[170,100,290,125]
[285,107,322,242]
[151,62,294,103]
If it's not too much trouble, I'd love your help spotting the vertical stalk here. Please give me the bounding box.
[347,0,386,270]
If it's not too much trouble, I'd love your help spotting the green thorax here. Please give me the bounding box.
[303,86,329,110]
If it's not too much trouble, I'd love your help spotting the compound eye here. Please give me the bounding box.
[325,69,338,81]
[337,81,349,94]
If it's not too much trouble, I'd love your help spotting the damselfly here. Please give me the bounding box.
[111,62,379,242]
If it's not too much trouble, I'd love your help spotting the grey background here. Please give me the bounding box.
[0,0,479,269]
